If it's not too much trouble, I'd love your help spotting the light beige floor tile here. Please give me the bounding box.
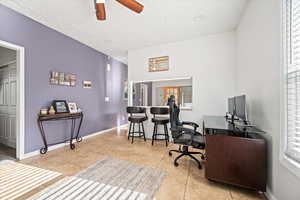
[16,129,264,200]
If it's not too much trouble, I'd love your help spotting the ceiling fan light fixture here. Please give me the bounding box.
[115,0,144,13]
[96,2,106,20]
[94,0,144,21]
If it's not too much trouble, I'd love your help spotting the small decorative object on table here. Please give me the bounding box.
[53,100,69,114]
[40,108,48,115]
[68,102,78,113]
[49,106,55,114]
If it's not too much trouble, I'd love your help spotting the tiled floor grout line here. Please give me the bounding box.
[229,188,234,200]
[183,160,192,200]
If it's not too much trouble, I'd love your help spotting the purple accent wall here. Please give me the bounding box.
[0,5,128,153]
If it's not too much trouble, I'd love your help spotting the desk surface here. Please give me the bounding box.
[203,115,265,135]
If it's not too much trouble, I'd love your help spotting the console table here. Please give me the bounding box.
[203,115,267,192]
[37,112,83,154]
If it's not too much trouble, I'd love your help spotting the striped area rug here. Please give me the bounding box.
[76,157,166,200]
[29,177,148,200]
[0,161,62,200]
[29,157,165,200]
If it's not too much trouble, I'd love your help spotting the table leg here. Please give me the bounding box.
[70,118,76,150]
[75,114,83,142]
[37,120,48,154]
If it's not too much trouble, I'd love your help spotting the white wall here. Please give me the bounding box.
[0,46,16,66]
[128,32,237,123]
[237,0,300,199]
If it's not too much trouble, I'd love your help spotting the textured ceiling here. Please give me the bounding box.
[0,0,248,63]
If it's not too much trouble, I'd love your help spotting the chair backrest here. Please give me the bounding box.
[127,106,146,116]
[150,107,169,118]
[168,95,180,129]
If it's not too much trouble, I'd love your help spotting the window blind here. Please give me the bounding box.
[286,0,300,162]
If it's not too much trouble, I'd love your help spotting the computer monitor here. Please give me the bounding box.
[228,97,235,115]
[235,95,247,121]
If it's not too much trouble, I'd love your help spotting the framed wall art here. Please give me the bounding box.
[149,56,169,72]
[124,80,128,100]
[50,71,77,87]
[83,81,92,88]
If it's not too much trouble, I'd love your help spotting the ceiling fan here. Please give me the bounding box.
[95,0,144,21]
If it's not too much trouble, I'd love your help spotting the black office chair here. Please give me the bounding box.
[168,95,205,169]
[127,107,147,144]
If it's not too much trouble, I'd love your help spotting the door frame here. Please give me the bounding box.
[141,83,148,106]
[0,40,25,160]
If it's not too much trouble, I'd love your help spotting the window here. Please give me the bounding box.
[132,78,193,109]
[283,0,300,169]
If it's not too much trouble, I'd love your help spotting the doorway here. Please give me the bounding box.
[0,46,17,160]
[0,40,25,160]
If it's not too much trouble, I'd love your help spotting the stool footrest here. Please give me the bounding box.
[152,123,169,147]
[128,121,146,144]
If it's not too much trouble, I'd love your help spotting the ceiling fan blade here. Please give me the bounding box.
[115,0,144,13]
[96,2,106,20]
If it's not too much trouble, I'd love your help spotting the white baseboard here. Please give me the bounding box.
[264,187,277,200]
[20,124,128,160]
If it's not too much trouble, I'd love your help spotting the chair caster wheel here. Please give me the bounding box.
[169,152,172,156]
[76,137,82,142]
[40,147,48,154]
[174,162,179,167]
[70,144,75,150]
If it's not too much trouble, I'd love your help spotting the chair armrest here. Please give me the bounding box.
[170,127,185,139]
[182,121,199,131]
[175,126,199,135]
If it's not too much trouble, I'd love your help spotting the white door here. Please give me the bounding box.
[0,62,16,148]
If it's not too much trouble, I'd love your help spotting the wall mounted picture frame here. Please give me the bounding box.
[124,80,128,100]
[149,56,169,72]
[83,81,92,88]
[52,100,69,114]
[68,102,78,113]
[50,71,77,87]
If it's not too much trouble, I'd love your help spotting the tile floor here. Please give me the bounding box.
[0,143,16,161]
[18,129,266,200]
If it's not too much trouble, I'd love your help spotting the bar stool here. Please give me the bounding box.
[150,107,170,146]
[127,107,148,144]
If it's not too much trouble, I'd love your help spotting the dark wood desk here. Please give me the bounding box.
[37,112,83,154]
[203,115,265,136]
[203,116,267,192]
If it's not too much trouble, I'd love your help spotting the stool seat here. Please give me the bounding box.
[151,117,169,124]
[128,116,148,123]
